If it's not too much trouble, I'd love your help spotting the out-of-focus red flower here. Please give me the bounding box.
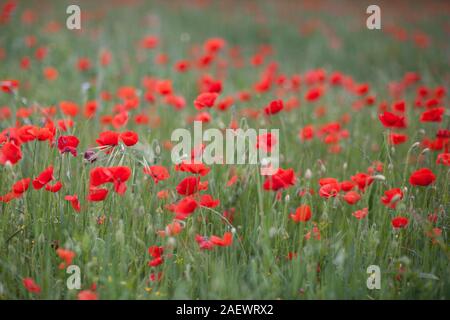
[23,278,41,294]
[143,165,170,184]
[1,79,19,93]
[389,133,408,145]
[436,153,450,166]
[32,166,54,189]
[194,92,218,110]
[56,248,75,269]
[119,131,138,146]
[148,245,164,267]
[199,194,220,208]
[378,111,406,128]
[57,135,79,156]
[175,161,210,176]
[12,178,30,194]
[43,66,58,81]
[299,125,314,141]
[263,168,296,191]
[319,182,340,198]
[59,101,79,117]
[420,107,444,122]
[210,232,233,247]
[176,176,207,196]
[256,133,277,152]
[96,131,119,148]
[168,196,198,220]
[65,194,80,212]
[264,99,283,116]
[157,221,183,237]
[290,204,312,222]
[0,142,22,165]
[78,290,98,300]
[140,35,159,49]
[343,191,361,205]
[45,181,62,193]
[77,57,91,71]
[84,100,97,118]
[305,87,323,102]
[87,188,109,202]
[392,216,409,229]
[351,173,374,192]
[409,168,436,186]
[352,207,368,219]
[381,188,403,209]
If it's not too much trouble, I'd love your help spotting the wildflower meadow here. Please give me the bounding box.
[0,0,449,300]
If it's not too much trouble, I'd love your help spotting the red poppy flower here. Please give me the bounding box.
[168,197,198,220]
[112,112,129,129]
[0,191,19,203]
[78,290,98,300]
[264,99,283,116]
[210,232,233,247]
[157,221,183,237]
[305,225,321,240]
[290,204,312,222]
[319,182,340,198]
[319,177,338,186]
[140,35,159,49]
[436,153,450,166]
[195,235,214,250]
[45,181,62,193]
[389,133,408,145]
[148,245,164,267]
[391,216,409,229]
[56,248,75,269]
[90,167,114,187]
[12,178,30,194]
[263,168,296,191]
[1,79,19,93]
[0,142,22,165]
[420,107,444,122]
[65,194,80,212]
[378,111,406,128]
[174,161,210,176]
[352,207,368,219]
[87,188,109,202]
[340,180,355,192]
[199,194,220,208]
[143,165,170,184]
[351,173,374,191]
[343,191,361,205]
[96,131,119,147]
[194,92,218,110]
[176,176,207,196]
[256,133,277,152]
[32,166,54,189]
[119,131,138,146]
[57,135,79,156]
[109,166,132,195]
[22,278,41,294]
[409,168,436,186]
[305,87,323,102]
[59,101,79,117]
[299,125,314,141]
[381,188,403,209]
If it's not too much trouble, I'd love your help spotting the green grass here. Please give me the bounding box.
[0,0,449,299]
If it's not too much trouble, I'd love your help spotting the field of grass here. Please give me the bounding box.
[0,0,449,300]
